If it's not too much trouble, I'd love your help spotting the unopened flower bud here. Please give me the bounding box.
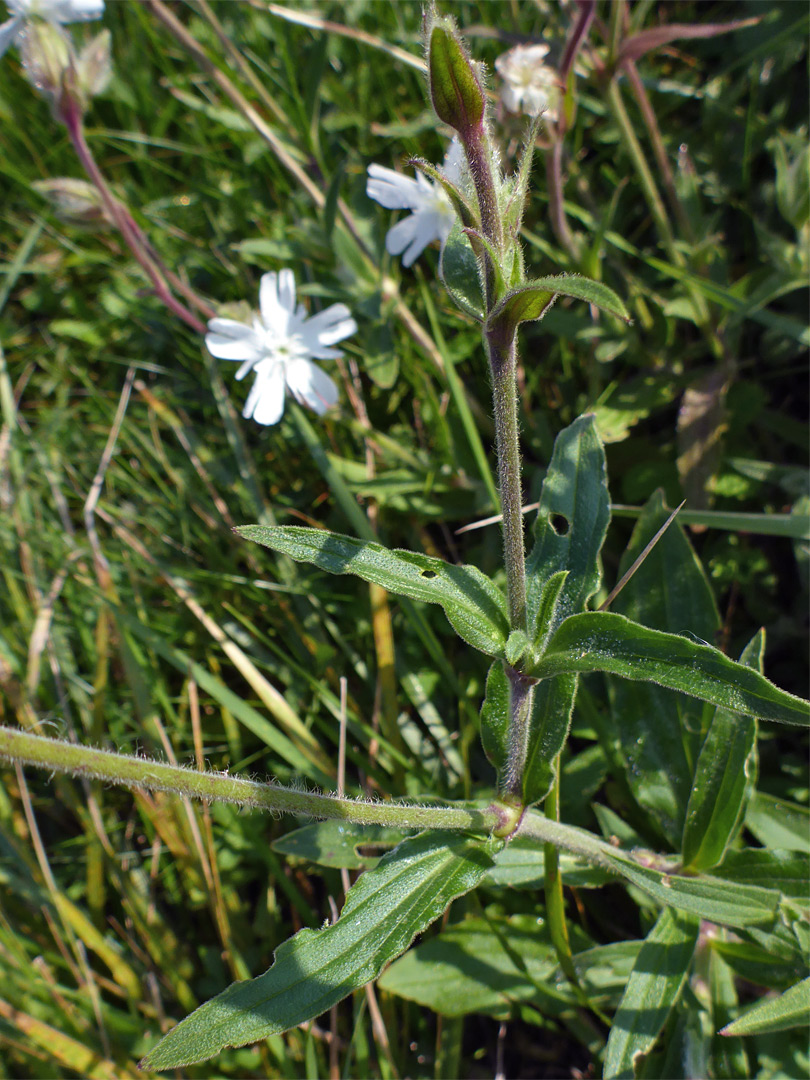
[19,20,72,104]
[32,177,110,226]
[75,28,111,99]
[427,17,485,138]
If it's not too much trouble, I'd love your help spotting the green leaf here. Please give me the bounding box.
[525,415,611,641]
[480,662,579,806]
[408,156,478,230]
[607,490,720,847]
[521,674,579,805]
[532,569,569,654]
[378,914,561,1017]
[604,848,781,928]
[710,937,807,992]
[745,792,810,854]
[141,831,499,1069]
[714,849,810,903]
[271,821,409,870]
[487,274,631,340]
[502,113,543,238]
[484,836,613,890]
[237,526,509,658]
[440,218,484,319]
[505,629,530,666]
[530,611,810,726]
[681,632,761,871]
[603,908,699,1080]
[720,977,810,1036]
[480,660,509,777]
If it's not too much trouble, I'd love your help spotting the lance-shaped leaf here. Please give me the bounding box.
[607,490,719,848]
[603,848,781,928]
[487,274,631,343]
[502,113,544,238]
[528,611,810,726]
[480,660,509,777]
[141,831,499,1070]
[237,526,509,658]
[603,908,700,1080]
[521,674,579,806]
[617,16,760,66]
[525,414,611,642]
[719,976,810,1036]
[681,631,761,871]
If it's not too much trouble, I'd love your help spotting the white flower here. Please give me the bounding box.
[0,0,103,58]
[495,44,560,120]
[205,270,357,427]
[366,140,465,267]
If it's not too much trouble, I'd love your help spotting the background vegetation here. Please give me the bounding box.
[0,1,807,1076]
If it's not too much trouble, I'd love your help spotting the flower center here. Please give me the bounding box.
[262,329,310,364]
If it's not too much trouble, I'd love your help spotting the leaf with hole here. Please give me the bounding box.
[237,526,510,658]
[525,415,611,643]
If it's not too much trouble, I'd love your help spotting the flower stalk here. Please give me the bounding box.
[58,94,209,334]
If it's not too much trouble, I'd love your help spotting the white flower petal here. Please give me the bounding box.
[285,357,339,416]
[0,14,22,55]
[205,318,264,363]
[367,164,422,211]
[243,361,285,426]
[302,303,357,347]
[258,271,282,333]
[441,138,465,186]
[8,0,103,19]
[385,214,422,258]
[277,268,296,315]
[53,0,104,20]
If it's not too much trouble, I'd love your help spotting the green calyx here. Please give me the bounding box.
[427,18,485,137]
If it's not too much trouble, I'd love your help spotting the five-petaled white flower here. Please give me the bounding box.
[205,270,357,427]
[495,44,560,121]
[366,140,465,267]
[0,0,103,58]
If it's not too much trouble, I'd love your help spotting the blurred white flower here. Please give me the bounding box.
[366,140,464,267]
[495,44,560,120]
[205,270,356,427]
[0,0,104,58]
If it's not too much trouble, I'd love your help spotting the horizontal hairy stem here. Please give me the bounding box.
[0,727,629,874]
[0,726,497,833]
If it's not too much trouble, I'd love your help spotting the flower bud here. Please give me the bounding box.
[427,17,485,138]
[75,28,112,99]
[19,21,72,105]
[32,177,110,227]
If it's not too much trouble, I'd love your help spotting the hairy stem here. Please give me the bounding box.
[501,666,535,800]
[486,330,527,632]
[0,726,496,833]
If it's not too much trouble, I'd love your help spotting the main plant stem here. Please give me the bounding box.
[486,329,527,633]
[486,324,531,802]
